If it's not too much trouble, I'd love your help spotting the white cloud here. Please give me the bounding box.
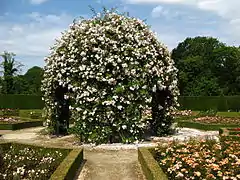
[0,12,74,70]
[29,0,49,5]
[126,0,240,46]
[151,5,188,19]
[151,5,165,18]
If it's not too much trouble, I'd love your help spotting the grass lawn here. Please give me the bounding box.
[217,111,240,117]
[176,110,240,131]
[19,109,43,118]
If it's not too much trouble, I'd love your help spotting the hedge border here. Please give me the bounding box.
[177,120,239,131]
[138,147,168,180]
[0,120,43,130]
[219,128,240,136]
[0,141,84,180]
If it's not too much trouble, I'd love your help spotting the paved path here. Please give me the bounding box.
[0,127,44,140]
[76,150,145,180]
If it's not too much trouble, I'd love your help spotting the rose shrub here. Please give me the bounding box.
[154,138,240,179]
[42,9,179,144]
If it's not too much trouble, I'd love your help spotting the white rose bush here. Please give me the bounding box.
[42,9,179,144]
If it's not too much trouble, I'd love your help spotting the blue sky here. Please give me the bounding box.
[1,0,240,73]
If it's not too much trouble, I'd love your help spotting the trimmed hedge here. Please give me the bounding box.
[219,128,240,136]
[0,94,240,111]
[220,134,240,141]
[0,120,43,130]
[50,148,83,180]
[177,120,239,131]
[138,147,168,180]
[0,142,84,180]
[179,96,240,111]
[0,94,44,109]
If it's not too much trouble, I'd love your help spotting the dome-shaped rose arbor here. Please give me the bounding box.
[41,8,179,144]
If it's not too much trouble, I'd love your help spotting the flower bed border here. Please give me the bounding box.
[219,128,240,136]
[0,120,43,130]
[138,147,168,180]
[177,120,239,131]
[0,141,84,180]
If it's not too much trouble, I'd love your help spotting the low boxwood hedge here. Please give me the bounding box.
[138,147,167,180]
[0,120,43,130]
[219,128,240,136]
[0,142,84,180]
[50,148,83,180]
[0,94,44,109]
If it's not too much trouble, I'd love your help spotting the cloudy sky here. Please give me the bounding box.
[1,0,240,72]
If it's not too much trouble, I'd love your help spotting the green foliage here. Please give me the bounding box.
[0,50,43,95]
[23,66,43,95]
[0,51,23,94]
[198,109,217,117]
[171,36,240,96]
[18,109,43,118]
[0,94,44,109]
[211,46,240,95]
[178,96,240,111]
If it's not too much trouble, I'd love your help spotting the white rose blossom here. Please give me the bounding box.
[41,9,179,144]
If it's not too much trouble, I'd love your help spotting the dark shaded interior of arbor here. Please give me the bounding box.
[150,88,173,135]
[54,86,70,135]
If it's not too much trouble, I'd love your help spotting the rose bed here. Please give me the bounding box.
[192,116,240,125]
[0,143,70,180]
[153,137,240,179]
[0,116,21,124]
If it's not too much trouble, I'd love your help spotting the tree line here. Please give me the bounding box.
[172,36,240,96]
[0,51,43,95]
[0,36,239,96]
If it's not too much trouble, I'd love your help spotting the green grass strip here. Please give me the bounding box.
[0,120,43,130]
[177,120,239,131]
[217,112,240,117]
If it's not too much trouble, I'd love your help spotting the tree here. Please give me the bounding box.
[12,75,29,94]
[42,8,179,143]
[24,66,43,95]
[211,46,240,95]
[171,36,225,96]
[0,51,22,94]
